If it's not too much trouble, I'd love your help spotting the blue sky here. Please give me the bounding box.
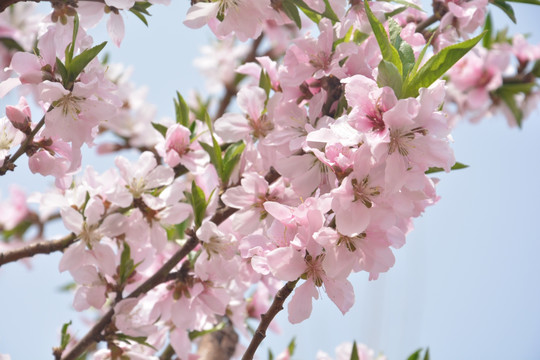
[1,2,540,359]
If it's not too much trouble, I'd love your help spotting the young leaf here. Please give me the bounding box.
[399,41,415,79]
[67,41,107,83]
[174,91,190,127]
[151,122,168,137]
[379,0,423,11]
[291,0,339,23]
[116,333,157,350]
[66,13,80,66]
[60,321,72,349]
[423,348,430,360]
[402,32,485,98]
[56,58,69,86]
[189,181,208,228]
[321,0,340,23]
[407,349,422,360]
[188,322,226,340]
[222,141,245,185]
[0,37,24,52]
[281,0,303,28]
[491,0,517,23]
[259,69,272,97]
[496,88,523,127]
[483,13,493,49]
[505,0,540,3]
[200,137,224,182]
[364,0,402,75]
[377,60,403,97]
[425,161,469,174]
[350,341,360,360]
[118,243,136,285]
[287,337,296,356]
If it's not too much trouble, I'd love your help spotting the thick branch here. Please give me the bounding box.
[197,322,238,360]
[0,233,76,267]
[60,236,200,360]
[241,280,298,360]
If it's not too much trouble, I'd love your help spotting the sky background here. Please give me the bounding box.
[1,1,540,360]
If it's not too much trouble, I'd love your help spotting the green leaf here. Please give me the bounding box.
[0,37,24,52]
[58,282,77,292]
[130,1,152,14]
[56,57,68,86]
[174,91,190,127]
[423,348,430,360]
[364,0,402,75]
[491,0,516,23]
[350,341,360,360]
[268,349,274,360]
[379,0,423,11]
[504,0,540,5]
[352,30,369,44]
[116,333,157,350]
[66,13,80,65]
[407,32,434,80]
[200,137,224,182]
[60,321,72,349]
[281,0,303,28]
[483,13,493,49]
[425,161,469,174]
[188,322,226,340]
[189,181,208,228]
[399,41,415,79]
[222,141,245,185]
[118,243,136,285]
[321,0,340,22]
[496,88,523,127]
[498,82,535,94]
[151,122,168,137]
[377,60,403,97]
[385,6,408,19]
[287,337,296,356]
[402,32,485,98]
[532,60,540,77]
[129,9,149,26]
[290,0,339,23]
[407,349,422,360]
[67,41,107,83]
[388,19,402,47]
[259,69,272,97]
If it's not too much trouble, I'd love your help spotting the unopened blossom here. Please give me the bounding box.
[0,116,24,165]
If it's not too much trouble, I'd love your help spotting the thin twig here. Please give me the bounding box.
[214,35,264,120]
[241,280,299,360]
[159,344,176,360]
[0,233,76,267]
[0,107,50,176]
[0,0,106,13]
[60,236,200,360]
[415,13,439,34]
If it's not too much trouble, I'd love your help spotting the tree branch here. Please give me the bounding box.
[0,107,50,176]
[197,321,238,360]
[0,233,76,267]
[0,0,106,13]
[60,235,200,360]
[415,13,439,34]
[214,34,264,121]
[241,280,298,360]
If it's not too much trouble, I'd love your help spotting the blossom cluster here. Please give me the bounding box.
[0,0,538,359]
